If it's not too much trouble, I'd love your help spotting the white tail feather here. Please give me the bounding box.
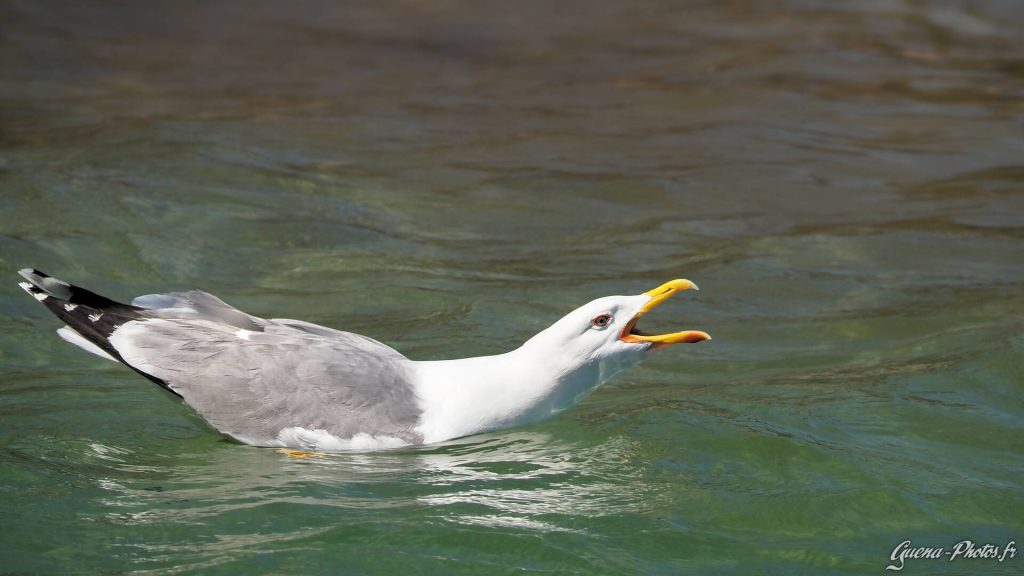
[57,326,117,362]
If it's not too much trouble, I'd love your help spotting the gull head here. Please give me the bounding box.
[412,279,712,443]
[522,279,711,376]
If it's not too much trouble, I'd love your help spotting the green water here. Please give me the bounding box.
[1,1,1022,574]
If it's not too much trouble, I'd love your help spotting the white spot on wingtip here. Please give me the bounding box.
[64,303,78,311]
[20,282,48,300]
[235,329,253,340]
[88,312,103,322]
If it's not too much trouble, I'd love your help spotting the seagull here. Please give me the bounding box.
[17,269,710,450]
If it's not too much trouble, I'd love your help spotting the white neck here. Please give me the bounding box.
[409,341,640,444]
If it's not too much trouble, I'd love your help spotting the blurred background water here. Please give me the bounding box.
[1,1,1022,574]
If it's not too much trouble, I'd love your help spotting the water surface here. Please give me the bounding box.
[1,1,1022,574]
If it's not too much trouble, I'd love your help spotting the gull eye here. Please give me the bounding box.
[591,313,612,329]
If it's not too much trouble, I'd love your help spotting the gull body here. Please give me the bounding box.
[18,269,709,451]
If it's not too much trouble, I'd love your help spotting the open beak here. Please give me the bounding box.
[620,279,711,348]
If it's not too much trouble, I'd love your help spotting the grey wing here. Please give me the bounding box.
[132,290,264,330]
[107,318,423,447]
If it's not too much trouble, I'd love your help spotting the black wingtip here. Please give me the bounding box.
[17,280,47,301]
[19,268,135,310]
[19,267,52,283]
[18,269,181,398]
[18,268,75,299]
[19,267,47,277]
[18,269,146,340]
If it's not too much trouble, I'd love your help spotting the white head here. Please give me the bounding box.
[520,279,711,386]
[411,279,711,444]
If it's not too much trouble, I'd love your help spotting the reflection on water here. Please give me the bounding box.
[415,434,659,525]
[68,432,668,573]
[90,431,657,524]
